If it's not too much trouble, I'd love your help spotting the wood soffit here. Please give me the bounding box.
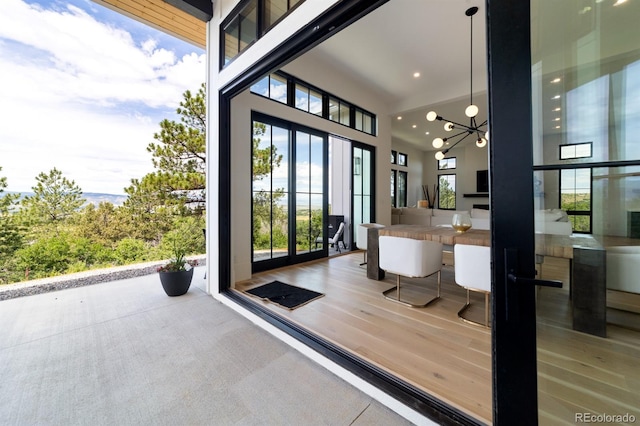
[94,0,207,49]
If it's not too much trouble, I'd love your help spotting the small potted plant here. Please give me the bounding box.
[157,241,198,297]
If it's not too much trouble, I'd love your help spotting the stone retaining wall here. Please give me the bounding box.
[0,256,206,301]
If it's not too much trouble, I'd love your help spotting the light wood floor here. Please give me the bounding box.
[235,253,640,425]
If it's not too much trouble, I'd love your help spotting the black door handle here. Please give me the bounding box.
[504,248,563,321]
[507,273,562,288]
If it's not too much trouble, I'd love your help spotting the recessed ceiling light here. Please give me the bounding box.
[412,124,417,128]
[552,95,561,100]
[397,116,402,120]
[425,132,430,135]
[614,0,627,5]
[553,107,561,112]
[551,78,561,83]
[554,117,561,121]
[555,125,561,129]
[413,72,420,78]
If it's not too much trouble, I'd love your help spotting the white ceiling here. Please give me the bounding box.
[310,0,488,152]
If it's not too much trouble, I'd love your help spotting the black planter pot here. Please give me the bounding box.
[159,269,194,296]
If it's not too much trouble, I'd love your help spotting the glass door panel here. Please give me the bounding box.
[294,131,324,255]
[352,144,374,244]
[397,171,407,208]
[532,0,640,422]
[252,116,326,270]
[252,121,289,262]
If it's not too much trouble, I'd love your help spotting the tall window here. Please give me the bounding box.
[252,120,289,262]
[560,168,591,232]
[352,144,375,232]
[397,171,407,208]
[438,174,456,209]
[390,169,407,208]
[295,131,324,254]
[390,170,396,207]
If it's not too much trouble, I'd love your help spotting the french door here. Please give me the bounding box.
[251,113,328,272]
[489,0,640,423]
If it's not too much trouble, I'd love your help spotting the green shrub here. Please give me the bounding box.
[114,238,148,264]
[159,216,205,258]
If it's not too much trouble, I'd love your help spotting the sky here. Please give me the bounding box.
[0,0,206,195]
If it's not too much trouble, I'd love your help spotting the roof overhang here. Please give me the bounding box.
[93,0,210,49]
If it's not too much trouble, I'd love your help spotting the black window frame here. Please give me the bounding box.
[390,169,396,208]
[250,70,377,136]
[397,170,407,208]
[397,152,407,167]
[559,167,593,234]
[221,0,259,69]
[437,173,456,210]
[438,157,456,170]
[221,0,306,69]
[559,142,593,160]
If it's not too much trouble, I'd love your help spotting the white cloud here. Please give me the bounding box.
[0,0,206,194]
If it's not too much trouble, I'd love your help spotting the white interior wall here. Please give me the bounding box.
[390,139,424,207]
[419,142,490,212]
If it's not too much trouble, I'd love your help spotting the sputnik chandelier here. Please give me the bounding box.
[427,6,488,160]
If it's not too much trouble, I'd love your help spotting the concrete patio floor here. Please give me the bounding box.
[0,267,413,425]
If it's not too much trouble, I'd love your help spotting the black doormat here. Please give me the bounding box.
[244,280,324,310]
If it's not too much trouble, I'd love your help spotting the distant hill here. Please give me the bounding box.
[83,193,128,207]
[6,191,128,207]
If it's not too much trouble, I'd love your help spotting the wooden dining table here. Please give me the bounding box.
[366,224,607,337]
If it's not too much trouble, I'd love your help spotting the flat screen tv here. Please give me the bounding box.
[477,170,489,193]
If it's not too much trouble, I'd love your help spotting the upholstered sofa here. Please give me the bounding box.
[606,246,640,294]
[534,209,573,235]
[391,207,491,230]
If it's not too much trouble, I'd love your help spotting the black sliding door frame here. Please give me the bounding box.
[486,1,538,424]
[218,0,538,423]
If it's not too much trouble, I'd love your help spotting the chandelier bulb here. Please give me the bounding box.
[435,151,445,160]
[432,137,444,149]
[465,104,479,118]
[485,130,489,141]
[444,122,454,132]
[426,111,438,122]
[476,137,487,148]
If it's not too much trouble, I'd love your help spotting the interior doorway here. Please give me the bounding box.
[327,136,352,256]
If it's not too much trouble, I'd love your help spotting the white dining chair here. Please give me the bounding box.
[379,236,443,308]
[454,244,491,327]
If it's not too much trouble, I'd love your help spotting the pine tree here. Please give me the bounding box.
[21,168,85,223]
